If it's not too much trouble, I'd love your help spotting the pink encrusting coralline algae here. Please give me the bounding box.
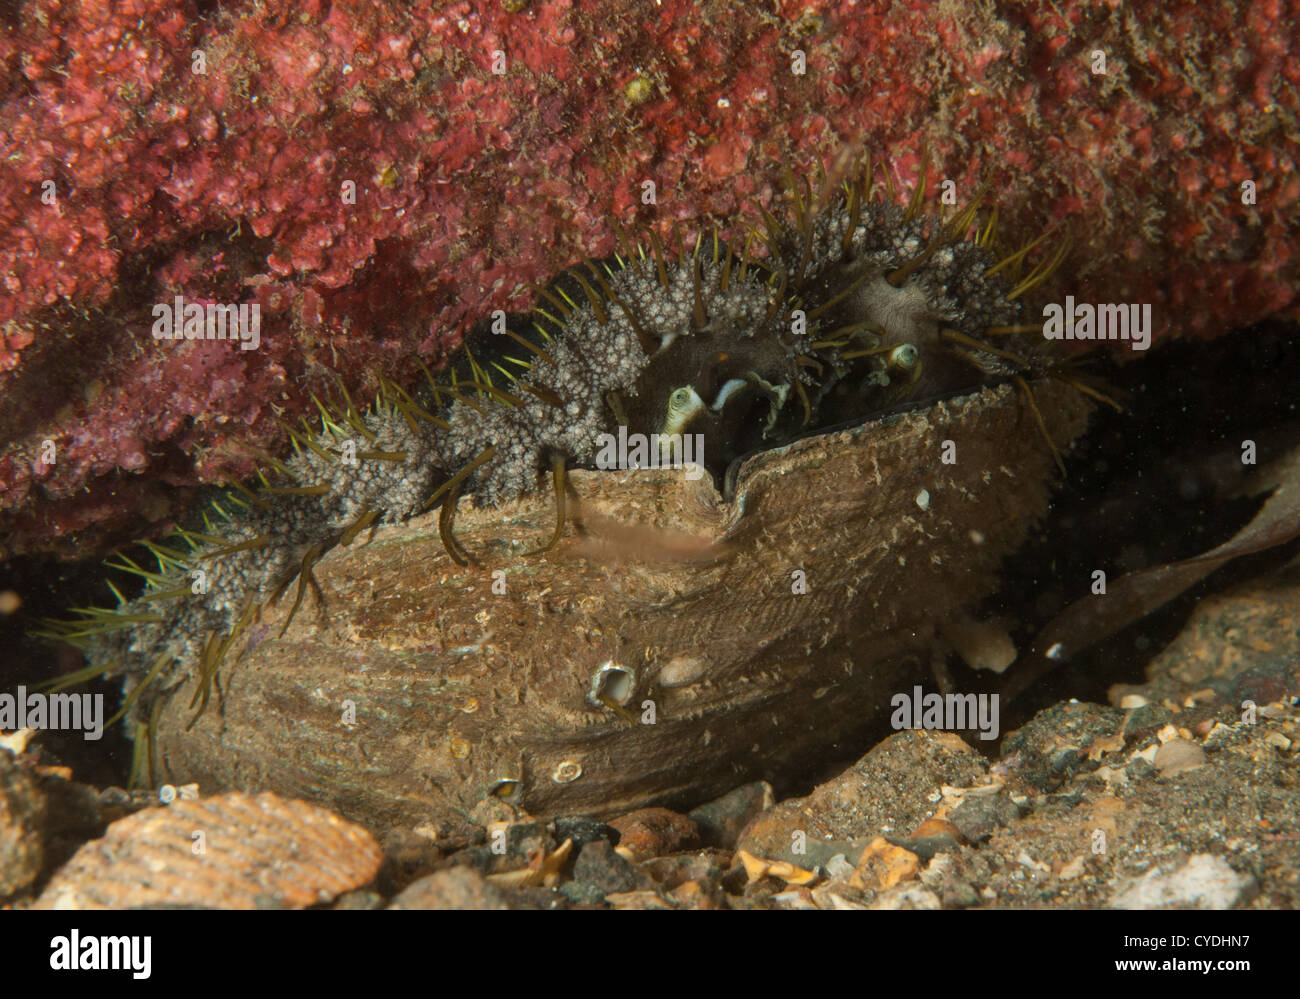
[0,0,1295,557]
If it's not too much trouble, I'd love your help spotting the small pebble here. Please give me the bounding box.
[1154,738,1208,777]
[572,839,642,894]
[1109,854,1257,910]
[609,807,699,859]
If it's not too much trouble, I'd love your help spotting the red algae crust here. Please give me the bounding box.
[0,0,1295,557]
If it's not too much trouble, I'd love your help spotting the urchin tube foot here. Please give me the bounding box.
[530,454,568,557]
[439,478,471,567]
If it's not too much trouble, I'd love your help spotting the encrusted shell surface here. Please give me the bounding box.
[34,791,381,909]
[151,382,1091,833]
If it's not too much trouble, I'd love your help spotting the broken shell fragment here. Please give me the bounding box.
[34,791,382,909]
[484,837,574,888]
[151,382,1091,834]
[737,849,819,886]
